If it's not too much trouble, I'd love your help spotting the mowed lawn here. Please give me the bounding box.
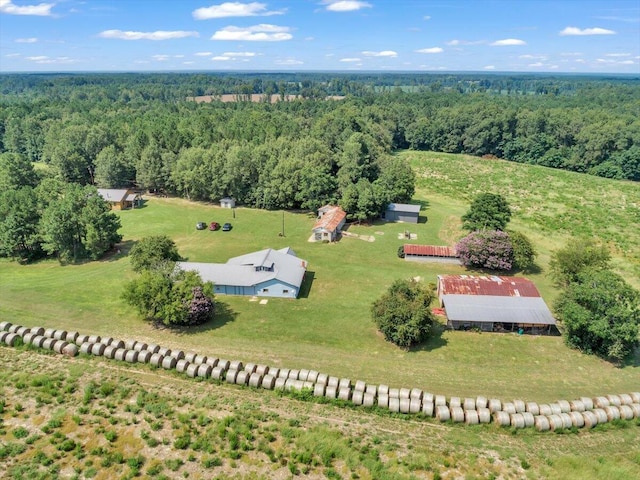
[1,154,639,403]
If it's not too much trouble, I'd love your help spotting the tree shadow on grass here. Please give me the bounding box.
[152,301,237,336]
[99,240,136,262]
[408,323,448,353]
[298,271,315,299]
[619,346,640,368]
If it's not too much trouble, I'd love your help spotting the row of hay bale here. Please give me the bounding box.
[2,321,639,431]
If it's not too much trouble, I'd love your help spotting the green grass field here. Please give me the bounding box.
[1,152,639,404]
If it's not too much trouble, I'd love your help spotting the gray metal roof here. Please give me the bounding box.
[178,247,307,289]
[386,203,421,214]
[442,294,556,325]
[97,189,129,202]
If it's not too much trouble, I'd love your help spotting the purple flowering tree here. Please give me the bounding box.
[456,230,514,271]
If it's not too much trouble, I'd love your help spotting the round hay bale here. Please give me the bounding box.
[0,321,12,332]
[338,387,351,402]
[30,327,45,337]
[62,343,79,357]
[399,398,411,413]
[303,381,314,390]
[534,415,550,432]
[248,372,263,388]
[488,399,501,412]
[229,360,243,371]
[137,350,152,363]
[377,394,389,408]
[186,364,199,378]
[327,376,339,388]
[172,350,185,361]
[526,402,540,415]
[225,369,238,383]
[79,342,93,354]
[146,344,160,354]
[278,368,290,379]
[409,398,422,414]
[494,411,510,427]
[196,364,212,378]
[465,410,479,425]
[449,396,461,408]
[149,353,164,367]
[289,379,304,391]
[206,357,220,367]
[423,392,434,404]
[16,326,30,337]
[54,341,69,354]
[100,336,114,346]
[604,406,620,421]
[450,406,465,422]
[7,324,21,334]
[288,369,299,379]
[538,404,552,416]
[31,335,46,348]
[114,348,127,362]
[388,388,400,399]
[125,350,139,364]
[162,356,177,369]
[618,405,634,420]
[217,359,230,371]
[363,393,375,408]
[630,392,640,404]
[325,385,337,399]
[111,340,125,349]
[158,347,171,357]
[513,399,526,413]
[244,363,257,374]
[90,343,105,356]
[502,402,516,414]
[65,331,79,343]
[606,394,621,407]
[193,354,207,365]
[22,332,35,345]
[388,397,400,413]
[594,396,610,408]
[618,394,633,405]
[103,345,117,359]
[42,338,57,350]
[184,352,197,363]
[210,366,224,381]
[477,408,491,424]
[463,398,476,410]
[87,335,101,344]
[582,411,598,428]
[510,413,525,429]
[366,384,378,396]
[522,412,535,428]
[354,380,367,392]
[339,378,351,390]
[559,413,573,429]
[548,414,564,431]
[75,334,89,346]
[298,369,309,381]
[43,327,55,338]
[316,373,328,385]
[125,339,137,350]
[422,402,434,417]
[176,359,191,372]
[410,388,423,400]
[630,403,640,418]
[436,405,451,422]
[569,412,585,428]
[51,330,66,341]
[549,403,562,415]
[261,374,276,389]
[313,383,326,397]
[476,396,488,409]
[569,400,585,412]
[399,388,411,399]
[378,384,389,396]
[236,371,250,386]
[306,370,318,383]
[556,400,570,413]
[132,342,147,353]
[592,408,608,424]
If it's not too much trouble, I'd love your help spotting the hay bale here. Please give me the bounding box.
[399,388,411,399]
[339,378,351,390]
[325,385,337,399]
[436,405,450,422]
[363,393,375,408]
[288,369,299,379]
[581,411,598,428]
[111,340,125,349]
[0,321,12,332]
[488,399,501,412]
[526,402,540,415]
[229,360,243,371]
[592,408,608,424]
[449,396,461,408]
[534,415,550,432]
[125,350,139,363]
[150,354,164,367]
[422,402,434,417]
[493,411,510,426]
[502,402,516,414]
[569,412,585,427]
[606,394,621,407]
[463,398,476,410]
[388,388,400,399]
[162,356,177,369]
[477,408,491,424]
[157,347,171,357]
[87,335,101,344]
[538,404,552,416]
[378,384,389,396]
[197,365,212,378]
[75,334,89,346]
[137,350,152,363]
[298,369,309,381]
[90,343,105,356]
[15,326,30,337]
[62,343,79,357]
[31,335,46,348]
[43,328,55,338]
[556,400,570,413]
[522,412,535,428]
[114,348,127,362]
[103,345,118,359]
[569,400,585,412]
[423,392,434,404]
[366,384,378,396]
[354,380,367,392]
[100,336,114,346]
[274,377,287,390]
[399,398,411,414]
[549,403,562,415]
[79,342,93,355]
[316,373,328,385]
[377,394,389,408]
[388,397,400,413]
[244,363,257,374]
[236,371,250,386]
[278,368,290,379]
[206,357,220,367]
[225,369,238,383]
[193,354,207,365]
[313,383,326,397]
[53,341,68,354]
[465,410,479,425]
[547,414,564,431]
[210,366,225,381]
[593,396,610,408]
[337,387,351,401]
[186,364,199,378]
[510,413,525,429]
[630,403,640,418]
[65,331,79,343]
[630,392,640,404]
[146,344,160,354]
[475,396,488,409]
[618,405,634,420]
[22,333,35,345]
[306,370,318,383]
[604,406,621,421]
[171,350,185,361]
[184,352,197,363]
[513,399,526,413]
[450,406,465,422]
[217,359,230,371]
[618,394,633,405]
[125,340,137,350]
[409,398,422,414]
[261,374,276,389]
[435,395,447,407]
[248,372,263,388]
[42,338,57,350]
[410,388,423,400]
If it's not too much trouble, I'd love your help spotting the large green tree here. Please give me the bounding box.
[461,193,512,231]
[129,235,181,273]
[549,238,611,287]
[554,269,640,362]
[0,187,42,260]
[0,153,38,190]
[371,279,437,348]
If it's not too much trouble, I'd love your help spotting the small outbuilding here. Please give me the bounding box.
[404,245,460,264]
[313,205,347,242]
[220,197,236,209]
[97,189,140,210]
[383,203,420,223]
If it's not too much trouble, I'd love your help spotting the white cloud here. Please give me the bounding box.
[222,51,256,57]
[340,57,361,62]
[619,60,634,65]
[15,37,38,43]
[362,50,397,57]
[212,56,231,61]
[483,65,495,70]
[152,55,170,61]
[26,55,75,64]
[490,38,526,46]
[0,0,55,16]
[99,30,199,40]
[211,24,292,41]
[416,47,443,54]
[605,53,631,57]
[323,1,372,12]
[528,62,544,67]
[6,53,21,57]
[275,58,303,65]
[446,39,483,46]
[183,61,196,65]
[559,26,615,36]
[193,2,284,20]
[195,51,213,56]
[519,54,547,60]
[560,52,583,56]
[575,58,586,63]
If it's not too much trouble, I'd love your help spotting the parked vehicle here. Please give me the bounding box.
[222,223,232,231]
[196,222,207,230]
[209,222,220,231]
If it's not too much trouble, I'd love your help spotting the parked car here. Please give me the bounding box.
[196,222,207,230]
[209,222,220,231]
[222,222,232,231]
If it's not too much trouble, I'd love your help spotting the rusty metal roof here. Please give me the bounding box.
[313,206,346,232]
[437,275,541,297]
[404,245,458,257]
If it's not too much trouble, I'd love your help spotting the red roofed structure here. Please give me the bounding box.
[403,244,460,264]
[437,275,541,300]
[313,205,347,242]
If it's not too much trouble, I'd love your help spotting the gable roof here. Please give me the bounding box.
[313,205,346,232]
[438,275,541,297]
[97,189,130,203]
[405,245,458,257]
[386,203,421,214]
[442,295,556,325]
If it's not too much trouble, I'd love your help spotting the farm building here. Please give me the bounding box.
[312,205,347,242]
[97,189,140,210]
[383,203,420,223]
[220,197,236,208]
[437,275,556,334]
[178,247,307,299]
[404,245,460,264]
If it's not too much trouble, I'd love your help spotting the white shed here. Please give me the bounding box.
[220,197,236,208]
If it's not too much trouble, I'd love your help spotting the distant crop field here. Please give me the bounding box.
[2,153,638,403]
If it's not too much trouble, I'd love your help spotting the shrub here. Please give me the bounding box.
[129,235,181,273]
[456,230,513,271]
[461,193,511,231]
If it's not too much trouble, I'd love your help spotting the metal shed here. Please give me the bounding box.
[383,203,420,223]
[220,197,236,208]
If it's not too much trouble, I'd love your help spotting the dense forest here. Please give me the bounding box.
[0,74,638,230]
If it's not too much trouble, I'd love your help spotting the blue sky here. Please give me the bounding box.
[1,0,638,73]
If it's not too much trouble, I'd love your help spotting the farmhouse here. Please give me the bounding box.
[97,189,140,210]
[220,197,236,208]
[383,203,420,223]
[178,247,307,299]
[404,244,460,264]
[437,275,556,334]
[312,205,347,242]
